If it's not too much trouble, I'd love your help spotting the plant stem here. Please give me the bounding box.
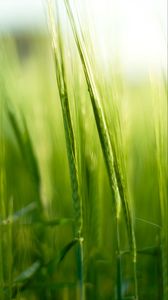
[48,1,84,298]
[63,1,138,299]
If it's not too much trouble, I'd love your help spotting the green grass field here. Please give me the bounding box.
[0,1,167,299]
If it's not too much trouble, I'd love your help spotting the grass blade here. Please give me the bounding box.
[46,238,78,275]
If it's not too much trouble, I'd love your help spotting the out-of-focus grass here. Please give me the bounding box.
[0,2,167,299]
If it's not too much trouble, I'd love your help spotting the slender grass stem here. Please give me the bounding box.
[47,1,84,298]
[63,1,138,298]
[154,101,168,300]
[0,81,6,300]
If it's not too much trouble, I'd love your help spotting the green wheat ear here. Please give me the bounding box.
[47,1,84,299]
[63,1,138,298]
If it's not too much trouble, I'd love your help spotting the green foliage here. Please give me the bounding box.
[0,2,167,300]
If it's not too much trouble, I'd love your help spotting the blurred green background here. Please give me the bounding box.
[0,1,167,299]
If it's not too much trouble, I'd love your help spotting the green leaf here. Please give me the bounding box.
[46,238,78,275]
[14,261,41,284]
[41,217,74,226]
[0,202,37,225]
[7,107,40,187]
[137,246,160,256]
[136,217,161,229]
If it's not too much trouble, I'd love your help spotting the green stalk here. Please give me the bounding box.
[47,1,84,299]
[63,1,138,299]
[112,138,138,299]
[154,100,168,300]
[0,81,6,300]
[7,197,13,300]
